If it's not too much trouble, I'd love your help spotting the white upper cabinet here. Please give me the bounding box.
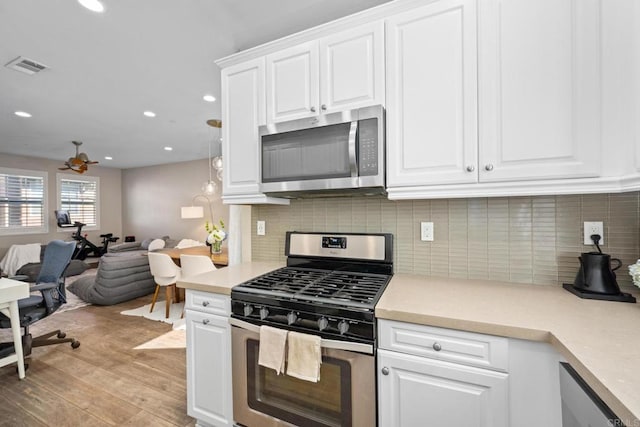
[266,42,319,123]
[477,0,602,182]
[386,0,478,187]
[266,22,384,124]
[319,22,385,113]
[221,58,266,198]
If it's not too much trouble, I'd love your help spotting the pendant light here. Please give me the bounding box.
[202,119,222,195]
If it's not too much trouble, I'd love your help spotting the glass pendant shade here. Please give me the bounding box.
[202,180,217,195]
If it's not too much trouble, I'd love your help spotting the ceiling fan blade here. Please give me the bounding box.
[85,161,99,165]
[58,166,71,170]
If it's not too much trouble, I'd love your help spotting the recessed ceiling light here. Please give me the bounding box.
[143,111,156,117]
[203,95,216,102]
[104,156,113,160]
[78,0,104,13]
[14,111,32,118]
[164,147,173,151]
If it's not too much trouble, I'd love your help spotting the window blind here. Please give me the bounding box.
[0,171,45,231]
[59,178,98,226]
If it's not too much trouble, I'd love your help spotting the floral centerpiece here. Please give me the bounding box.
[205,219,226,254]
[629,260,640,288]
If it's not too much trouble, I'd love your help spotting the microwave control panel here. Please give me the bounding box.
[358,118,378,176]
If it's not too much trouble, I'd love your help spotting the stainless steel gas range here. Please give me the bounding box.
[230,231,393,427]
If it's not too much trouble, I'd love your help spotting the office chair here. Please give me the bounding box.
[148,252,182,319]
[0,240,80,367]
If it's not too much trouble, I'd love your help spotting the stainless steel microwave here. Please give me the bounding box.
[259,105,385,197]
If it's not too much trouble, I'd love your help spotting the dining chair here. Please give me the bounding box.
[147,252,181,318]
[179,254,217,279]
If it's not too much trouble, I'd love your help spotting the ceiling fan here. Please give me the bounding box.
[58,141,99,174]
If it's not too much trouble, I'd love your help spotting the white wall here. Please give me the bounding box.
[0,153,122,259]
[121,159,228,245]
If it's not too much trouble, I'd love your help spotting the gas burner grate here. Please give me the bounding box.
[235,267,391,309]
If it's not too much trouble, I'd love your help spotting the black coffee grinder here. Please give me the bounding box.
[563,234,636,303]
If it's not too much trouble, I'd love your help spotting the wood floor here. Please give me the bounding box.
[0,296,195,426]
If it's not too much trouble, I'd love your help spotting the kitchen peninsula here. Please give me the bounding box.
[179,263,640,426]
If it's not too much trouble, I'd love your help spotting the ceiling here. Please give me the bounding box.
[0,0,391,169]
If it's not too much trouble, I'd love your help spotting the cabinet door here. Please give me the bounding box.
[378,349,509,427]
[319,21,384,113]
[186,310,233,427]
[266,42,319,123]
[386,0,478,187]
[221,58,265,197]
[478,0,602,182]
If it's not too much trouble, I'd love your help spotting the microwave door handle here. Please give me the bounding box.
[348,120,358,177]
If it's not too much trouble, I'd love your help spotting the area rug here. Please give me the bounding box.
[120,302,185,329]
[134,329,186,350]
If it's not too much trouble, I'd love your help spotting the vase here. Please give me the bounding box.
[211,241,222,254]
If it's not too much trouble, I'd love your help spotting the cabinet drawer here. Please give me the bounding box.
[378,319,508,372]
[185,289,230,316]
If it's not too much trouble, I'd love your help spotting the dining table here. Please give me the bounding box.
[156,246,228,268]
[0,277,29,379]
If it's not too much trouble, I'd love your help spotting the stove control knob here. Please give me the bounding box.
[317,317,329,331]
[338,320,349,335]
[287,312,298,325]
[243,304,254,317]
[259,307,269,320]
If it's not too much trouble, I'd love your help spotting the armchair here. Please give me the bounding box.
[0,240,80,370]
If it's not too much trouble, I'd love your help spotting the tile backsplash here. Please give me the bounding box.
[251,193,640,287]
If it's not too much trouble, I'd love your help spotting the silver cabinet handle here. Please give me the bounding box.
[381,367,389,375]
[321,104,327,111]
[484,164,494,171]
[310,106,316,112]
[202,301,210,307]
[433,342,442,351]
[466,165,475,172]
[202,319,210,325]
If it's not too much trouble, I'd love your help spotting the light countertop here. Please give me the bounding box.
[176,261,285,295]
[376,274,640,424]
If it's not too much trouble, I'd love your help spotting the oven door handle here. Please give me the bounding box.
[229,317,373,355]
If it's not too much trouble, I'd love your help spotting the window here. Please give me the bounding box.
[0,167,48,235]
[57,174,100,229]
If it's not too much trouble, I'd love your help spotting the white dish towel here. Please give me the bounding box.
[286,331,322,382]
[258,325,288,375]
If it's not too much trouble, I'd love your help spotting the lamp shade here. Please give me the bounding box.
[181,206,204,219]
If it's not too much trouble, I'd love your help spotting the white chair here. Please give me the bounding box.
[147,252,182,318]
[147,238,166,251]
[179,254,216,279]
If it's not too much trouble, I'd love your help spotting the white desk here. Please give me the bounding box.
[0,278,29,378]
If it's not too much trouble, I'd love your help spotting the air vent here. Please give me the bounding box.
[4,56,48,75]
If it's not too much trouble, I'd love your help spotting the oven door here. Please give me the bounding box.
[231,319,375,427]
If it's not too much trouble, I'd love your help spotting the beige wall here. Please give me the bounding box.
[0,153,122,258]
[251,192,640,288]
[121,159,228,244]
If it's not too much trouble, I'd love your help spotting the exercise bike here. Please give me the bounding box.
[71,222,119,260]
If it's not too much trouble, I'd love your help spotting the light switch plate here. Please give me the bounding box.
[420,222,434,241]
[257,220,266,236]
[583,221,604,245]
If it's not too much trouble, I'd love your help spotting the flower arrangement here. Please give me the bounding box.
[205,219,226,253]
[628,260,640,288]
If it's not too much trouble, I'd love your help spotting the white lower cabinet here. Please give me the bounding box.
[378,320,565,427]
[377,320,509,427]
[378,349,509,427]
[185,290,233,427]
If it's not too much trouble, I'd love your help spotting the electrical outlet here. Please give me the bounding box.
[420,222,434,241]
[256,220,266,236]
[583,221,604,245]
